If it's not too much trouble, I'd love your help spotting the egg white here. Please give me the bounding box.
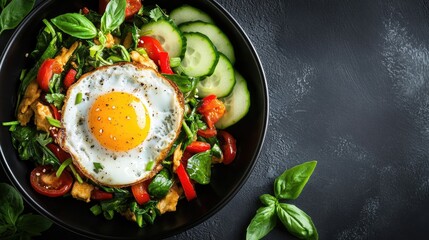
[59,63,184,187]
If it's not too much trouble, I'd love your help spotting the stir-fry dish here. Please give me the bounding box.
[3,0,250,227]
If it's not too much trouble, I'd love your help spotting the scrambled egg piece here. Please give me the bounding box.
[130,51,158,70]
[71,181,94,203]
[17,80,41,126]
[156,183,182,214]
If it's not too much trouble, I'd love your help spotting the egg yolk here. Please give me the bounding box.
[88,92,150,152]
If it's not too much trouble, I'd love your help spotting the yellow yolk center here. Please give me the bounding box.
[88,92,150,151]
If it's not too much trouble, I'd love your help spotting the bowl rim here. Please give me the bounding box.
[0,0,269,238]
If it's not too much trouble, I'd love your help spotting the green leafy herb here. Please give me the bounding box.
[274,161,317,200]
[45,93,65,108]
[101,0,126,33]
[93,162,104,173]
[46,116,62,128]
[0,183,52,239]
[186,151,212,184]
[246,205,277,240]
[276,203,318,240]
[148,6,166,21]
[51,13,97,39]
[0,0,35,35]
[75,92,83,105]
[56,158,72,177]
[246,161,318,240]
[130,201,159,227]
[148,169,173,198]
[10,126,60,167]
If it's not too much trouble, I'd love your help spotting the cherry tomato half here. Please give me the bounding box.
[198,95,226,129]
[37,59,62,92]
[30,165,73,197]
[99,0,142,19]
[217,130,237,165]
[197,128,217,138]
[131,181,151,205]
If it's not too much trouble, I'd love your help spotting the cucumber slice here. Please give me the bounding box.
[215,71,250,129]
[197,53,235,98]
[170,5,214,25]
[180,32,219,77]
[179,21,235,64]
[140,19,186,58]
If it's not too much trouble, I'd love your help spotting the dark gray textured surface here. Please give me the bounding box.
[2,0,429,239]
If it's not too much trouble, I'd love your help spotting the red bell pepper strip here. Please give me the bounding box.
[176,164,197,201]
[91,189,113,201]
[197,128,217,138]
[186,141,211,153]
[158,51,174,74]
[131,181,151,205]
[49,104,61,120]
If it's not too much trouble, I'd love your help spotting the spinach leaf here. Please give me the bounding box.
[186,151,212,184]
[148,169,173,199]
[0,0,35,35]
[51,13,97,39]
[0,183,23,226]
[163,74,199,94]
[130,201,159,227]
[16,213,53,236]
[101,0,126,33]
[276,203,318,240]
[0,183,52,239]
[274,161,317,200]
[246,205,277,240]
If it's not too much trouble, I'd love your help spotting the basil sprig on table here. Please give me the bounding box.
[0,183,52,239]
[0,0,35,35]
[246,161,318,240]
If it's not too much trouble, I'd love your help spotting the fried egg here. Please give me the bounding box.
[59,62,184,187]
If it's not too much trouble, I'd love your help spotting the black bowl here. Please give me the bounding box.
[0,0,268,239]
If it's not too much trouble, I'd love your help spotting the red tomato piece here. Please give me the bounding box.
[197,128,217,138]
[186,141,211,153]
[47,143,71,163]
[131,181,151,205]
[158,51,174,74]
[49,104,61,120]
[217,130,237,165]
[138,36,164,61]
[125,0,142,19]
[63,68,77,89]
[197,95,226,129]
[30,165,73,197]
[176,164,197,201]
[99,0,141,18]
[37,59,62,92]
[91,189,113,200]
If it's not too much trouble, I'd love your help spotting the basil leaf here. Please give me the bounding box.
[259,194,277,207]
[101,0,126,33]
[186,151,212,184]
[16,213,52,236]
[0,183,24,226]
[0,0,35,34]
[51,13,97,39]
[148,169,173,198]
[274,160,317,200]
[246,205,277,240]
[276,203,318,240]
